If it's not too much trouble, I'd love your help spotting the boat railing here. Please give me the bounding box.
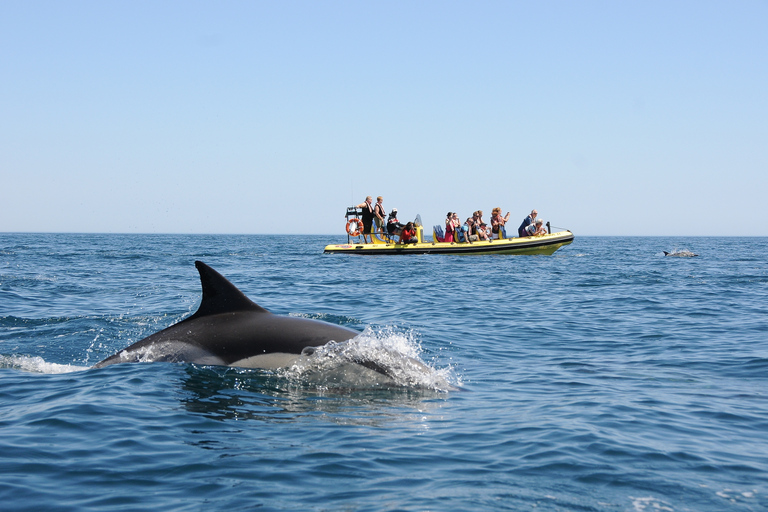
[343,206,396,244]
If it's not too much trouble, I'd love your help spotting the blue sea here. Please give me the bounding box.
[1,233,766,511]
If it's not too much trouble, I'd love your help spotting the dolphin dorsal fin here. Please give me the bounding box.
[190,261,269,318]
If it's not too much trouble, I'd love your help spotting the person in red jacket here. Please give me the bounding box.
[400,222,418,244]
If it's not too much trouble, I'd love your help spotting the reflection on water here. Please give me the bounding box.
[179,365,448,427]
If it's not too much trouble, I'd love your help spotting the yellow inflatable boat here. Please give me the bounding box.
[324,210,574,255]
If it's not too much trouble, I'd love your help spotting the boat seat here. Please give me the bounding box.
[433,225,445,243]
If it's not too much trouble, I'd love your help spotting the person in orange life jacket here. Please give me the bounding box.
[400,222,418,244]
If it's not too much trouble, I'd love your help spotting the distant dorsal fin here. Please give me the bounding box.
[189,261,269,318]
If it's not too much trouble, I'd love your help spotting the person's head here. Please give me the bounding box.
[390,208,398,217]
[492,207,500,215]
[478,210,483,217]
[365,196,372,203]
[446,212,453,219]
[377,196,383,203]
[466,218,473,224]
[405,222,414,229]
[531,209,538,218]
[535,219,543,225]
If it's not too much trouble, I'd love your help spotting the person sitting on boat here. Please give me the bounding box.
[490,208,510,239]
[521,218,547,237]
[444,212,456,243]
[475,222,490,241]
[387,209,404,236]
[517,209,538,238]
[355,196,375,243]
[458,218,478,243]
[400,222,418,244]
[470,211,490,240]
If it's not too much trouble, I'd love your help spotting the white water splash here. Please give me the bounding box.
[281,326,458,391]
[0,355,88,374]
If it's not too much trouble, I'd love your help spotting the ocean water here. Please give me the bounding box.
[1,233,766,511]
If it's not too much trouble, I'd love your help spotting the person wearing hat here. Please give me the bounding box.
[387,208,404,237]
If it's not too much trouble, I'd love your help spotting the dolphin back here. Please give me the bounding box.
[93,261,359,369]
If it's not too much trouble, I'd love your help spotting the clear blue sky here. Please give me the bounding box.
[2,1,766,235]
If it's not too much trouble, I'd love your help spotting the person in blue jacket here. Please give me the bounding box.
[518,209,538,237]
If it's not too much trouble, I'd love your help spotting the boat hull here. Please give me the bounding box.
[324,231,574,255]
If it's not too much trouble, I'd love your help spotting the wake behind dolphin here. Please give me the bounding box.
[94,261,451,389]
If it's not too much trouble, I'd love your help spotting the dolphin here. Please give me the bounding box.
[663,250,698,257]
[94,261,370,371]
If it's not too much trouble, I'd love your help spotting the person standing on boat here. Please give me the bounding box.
[490,208,510,239]
[517,209,538,238]
[355,196,375,243]
[373,196,386,234]
[444,212,456,243]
